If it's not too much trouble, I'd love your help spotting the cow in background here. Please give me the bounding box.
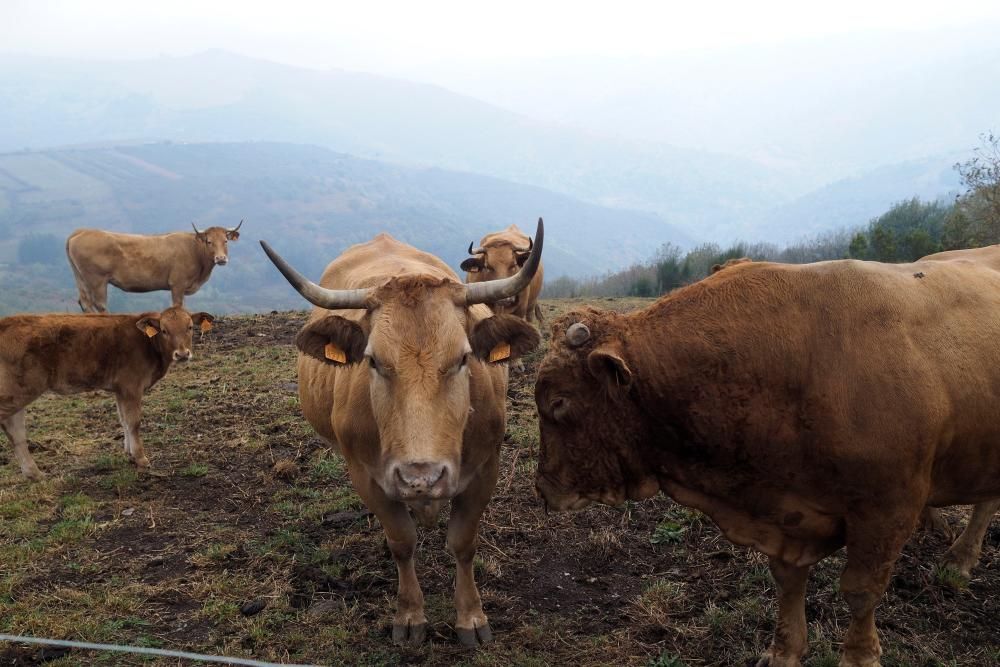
[0,307,214,479]
[261,219,544,647]
[66,220,242,312]
[461,224,545,323]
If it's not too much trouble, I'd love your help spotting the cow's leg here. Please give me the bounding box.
[115,393,148,468]
[90,279,109,313]
[942,500,1000,578]
[918,506,954,540]
[349,464,426,645]
[757,559,811,667]
[170,284,186,308]
[2,410,42,480]
[447,454,499,647]
[838,508,919,667]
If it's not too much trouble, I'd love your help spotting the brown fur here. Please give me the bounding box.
[710,256,752,273]
[289,232,539,646]
[0,307,213,479]
[535,256,1000,666]
[66,226,240,312]
[462,224,545,323]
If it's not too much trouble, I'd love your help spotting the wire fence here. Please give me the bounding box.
[0,634,323,666]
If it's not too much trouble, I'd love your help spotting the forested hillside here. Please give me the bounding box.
[0,141,690,315]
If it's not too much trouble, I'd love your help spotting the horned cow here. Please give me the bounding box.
[66,220,242,312]
[461,224,545,323]
[0,307,214,479]
[534,256,1000,666]
[261,219,544,647]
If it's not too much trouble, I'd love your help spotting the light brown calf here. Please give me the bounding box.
[0,307,213,479]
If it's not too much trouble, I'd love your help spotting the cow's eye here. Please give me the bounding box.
[367,355,391,378]
[550,397,571,423]
[444,353,469,375]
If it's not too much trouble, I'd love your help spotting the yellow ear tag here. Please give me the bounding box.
[324,342,347,364]
[144,325,158,338]
[200,319,213,333]
[488,342,511,363]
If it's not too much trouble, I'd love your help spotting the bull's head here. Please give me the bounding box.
[192,219,242,266]
[136,307,215,363]
[534,308,659,512]
[461,233,534,310]
[261,219,544,501]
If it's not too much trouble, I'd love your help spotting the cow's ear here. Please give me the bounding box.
[226,230,240,241]
[295,315,367,366]
[470,314,541,364]
[587,345,633,391]
[515,251,531,267]
[191,312,215,332]
[136,316,161,338]
[461,257,485,273]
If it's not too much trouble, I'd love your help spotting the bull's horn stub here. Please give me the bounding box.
[200,320,213,333]
[324,342,347,364]
[488,342,511,363]
[566,322,591,347]
[144,325,158,338]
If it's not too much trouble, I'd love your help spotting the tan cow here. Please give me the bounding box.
[461,224,545,322]
[534,256,1000,666]
[0,307,214,479]
[66,220,242,312]
[261,219,544,647]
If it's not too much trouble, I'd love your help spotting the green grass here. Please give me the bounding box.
[181,462,210,477]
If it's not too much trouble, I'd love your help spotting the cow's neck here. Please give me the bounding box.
[190,235,216,285]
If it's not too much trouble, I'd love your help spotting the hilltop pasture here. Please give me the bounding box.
[0,300,997,666]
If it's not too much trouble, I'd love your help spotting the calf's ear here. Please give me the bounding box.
[295,315,368,366]
[461,256,485,273]
[470,314,541,364]
[191,312,215,332]
[136,316,161,338]
[587,345,633,391]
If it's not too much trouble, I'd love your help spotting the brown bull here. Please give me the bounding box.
[710,255,1000,576]
[461,224,545,322]
[1,307,214,479]
[261,219,543,647]
[66,220,242,312]
[534,256,1000,666]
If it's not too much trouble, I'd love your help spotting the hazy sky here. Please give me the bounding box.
[4,0,1000,73]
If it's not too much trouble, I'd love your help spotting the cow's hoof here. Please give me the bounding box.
[132,456,150,469]
[456,621,493,648]
[22,467,45,482]
[391,621,427,646]
[755,649,802,667]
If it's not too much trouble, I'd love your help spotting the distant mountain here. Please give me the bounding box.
[746,154,963,243]
[411,26,1000,189]
[0,51,791,238]
[0,141,692,314]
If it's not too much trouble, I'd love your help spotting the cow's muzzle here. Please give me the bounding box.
[391,461,452,500]
[535,475,593,512]
[173,350,192,362]
[214,256,229,266]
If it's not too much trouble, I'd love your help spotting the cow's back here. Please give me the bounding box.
[67,229,195,291]
[920,244,1000,271]
[642,258,1000,504]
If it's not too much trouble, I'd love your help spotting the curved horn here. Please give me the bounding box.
[191,222,203,236]
[228,219,244,233]
[465,218,544,305]
[259,240,373,310]
[468,241,486,256]
[566,322,591,347]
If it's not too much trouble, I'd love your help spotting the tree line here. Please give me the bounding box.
[545,133,1000,298]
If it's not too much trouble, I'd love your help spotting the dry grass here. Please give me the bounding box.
[0,301,997,666]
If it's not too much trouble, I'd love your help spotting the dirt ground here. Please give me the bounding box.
[1,298,998,666]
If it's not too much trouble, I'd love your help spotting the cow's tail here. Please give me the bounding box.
[65,233,94,312]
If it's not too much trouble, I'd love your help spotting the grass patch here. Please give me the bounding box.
[181,462,210,477]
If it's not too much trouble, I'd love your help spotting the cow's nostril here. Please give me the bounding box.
[395,461,447,492]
